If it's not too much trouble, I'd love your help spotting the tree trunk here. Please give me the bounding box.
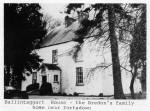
[4,65,11,86]
[12,66,24,90]
[108,6,125,99]
[141,63,146,93]
[130,65,137,99]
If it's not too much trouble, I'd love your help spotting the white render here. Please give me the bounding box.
[22,39,141,96]
[22,68,61,93]
[21,19,142,96]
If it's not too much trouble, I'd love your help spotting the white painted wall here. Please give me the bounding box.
[21,69,61,93]
[22,38,142,95]
[37,69,61,93]
[35,39,142,95]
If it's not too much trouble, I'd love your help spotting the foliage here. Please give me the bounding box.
[40,82,53,95]
[26,83,39,92]
[65,3,131,99]
[4,90,29,99]
[130,4,146,67]
[43,15,62,34]
[73,92,79,96]
[4,3,47,89]
[129,4,146,97]
[65,3,83,14]
[65,3,146,99]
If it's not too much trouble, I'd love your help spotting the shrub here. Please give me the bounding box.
[62,93,67,96]
[26,83,39,92]
[40,82,53,95]
[68,94,72,96]
[99,93,103,97]
[56,92,61,96]
[4,90,29,99]
[73,92,79,96]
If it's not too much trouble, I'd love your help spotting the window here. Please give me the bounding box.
[76,67,84,86]
[32,72,37,84]
[54,75,59,83]
[41,67,46,73]
[52,49,58,64]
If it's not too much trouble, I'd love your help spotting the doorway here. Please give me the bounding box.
[42,76,47,83]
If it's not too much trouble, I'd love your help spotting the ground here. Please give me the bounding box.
[29,93,146,99]
[29,95,113,99]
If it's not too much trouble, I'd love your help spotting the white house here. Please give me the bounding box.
[21,15,142,96]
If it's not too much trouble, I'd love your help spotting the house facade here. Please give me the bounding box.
[21,16,142,96]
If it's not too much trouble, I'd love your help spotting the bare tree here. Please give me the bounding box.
[65,4,134,99]
[43,14,62,35]
[129,4,146,98]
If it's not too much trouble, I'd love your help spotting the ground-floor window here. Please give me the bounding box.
[32,72,37,84]
[54,75,59,83]
[76,67,84,86]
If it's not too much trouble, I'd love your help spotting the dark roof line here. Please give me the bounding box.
[39,63,61,71]
[35,33,100,50]
[39,40,74,49]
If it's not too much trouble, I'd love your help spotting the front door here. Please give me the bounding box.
[42,76,47,83]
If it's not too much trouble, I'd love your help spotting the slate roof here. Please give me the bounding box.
[40,21,80,48]
[40,20,100,48]
[40,63,61,71]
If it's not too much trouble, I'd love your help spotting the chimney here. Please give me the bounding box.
[65,16,76,27]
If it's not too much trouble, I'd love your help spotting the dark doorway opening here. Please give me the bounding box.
[42,76,47,83]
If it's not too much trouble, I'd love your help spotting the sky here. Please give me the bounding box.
[40,4,67,22]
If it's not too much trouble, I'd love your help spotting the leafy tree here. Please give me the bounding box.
[4,3,47,89]
[129,4,146,98]
[65,3,134,99]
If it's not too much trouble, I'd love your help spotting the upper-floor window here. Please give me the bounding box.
[76,67,84,86]
[52,49,58,64]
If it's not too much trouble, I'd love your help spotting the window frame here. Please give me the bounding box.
[53,75,59,83]
[32,72,37,84]
[76,67,84,86]
[52,49,58,64]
